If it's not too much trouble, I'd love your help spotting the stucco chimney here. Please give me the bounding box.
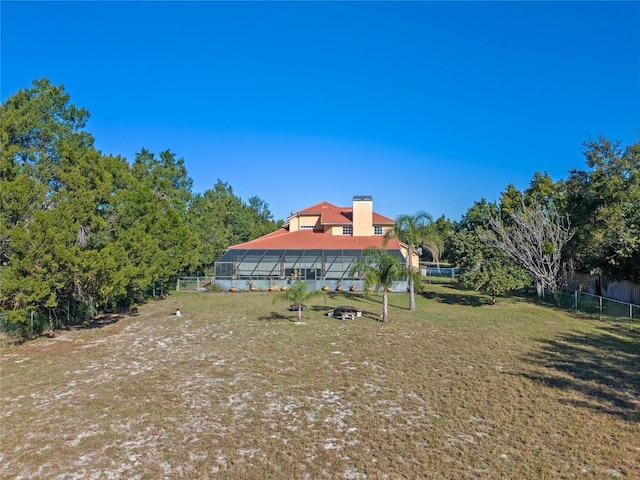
[352,195,373,236]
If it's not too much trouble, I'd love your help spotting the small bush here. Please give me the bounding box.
[205,283,224,293]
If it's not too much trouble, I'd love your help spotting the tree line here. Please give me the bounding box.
[1,78,638,332]
[442,138,639,303]
[365,133,638,307]
[0,79,278,332]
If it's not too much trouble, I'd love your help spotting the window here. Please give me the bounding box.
[300,225,314,229]
[342,226,352,235]
[374,226,383,235]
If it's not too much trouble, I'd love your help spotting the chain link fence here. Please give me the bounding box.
[555,289,639,328]
[0,310,53,344]
[421,267,460,282]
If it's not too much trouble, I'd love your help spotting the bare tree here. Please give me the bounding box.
[478,201,574,303]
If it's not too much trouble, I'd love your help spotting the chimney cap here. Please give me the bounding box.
[353,195,372,201]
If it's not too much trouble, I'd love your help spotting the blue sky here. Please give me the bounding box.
[2,1,639,222]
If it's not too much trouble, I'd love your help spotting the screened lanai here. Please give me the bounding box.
[214,248,406,281]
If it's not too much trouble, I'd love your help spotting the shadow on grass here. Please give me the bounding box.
[309,305,383,323]
[521,326,640,422]
[72,314,126,330]
[258,311,291,321]
[320,292,385,311]
[324,291,371,301]
[420,284,488,307]
[310,305,334,314]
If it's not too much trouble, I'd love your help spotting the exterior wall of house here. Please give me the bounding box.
[327,225,350,235]
[288,214,321,232]
[352,195,373,236]
[411,250,420,269]
[375,225,394,236]
[323,223,391,236]
[398,244,420,269]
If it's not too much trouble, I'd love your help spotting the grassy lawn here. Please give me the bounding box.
[1,284,638,479]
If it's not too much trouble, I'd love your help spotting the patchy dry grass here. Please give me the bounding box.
[1,285,638,479]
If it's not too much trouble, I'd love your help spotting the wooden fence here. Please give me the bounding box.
[568,272,640,306]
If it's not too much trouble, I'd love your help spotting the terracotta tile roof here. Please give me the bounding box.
[371,212,395,225]
[231,200,400,251]
[296,201,340,215]
[289,201,395,226]
[230,228,404,251]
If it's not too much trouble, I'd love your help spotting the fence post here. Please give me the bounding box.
[599,296,603,321]
[177,278,180,292]
[197,278,200,290]
[574,290,578,310]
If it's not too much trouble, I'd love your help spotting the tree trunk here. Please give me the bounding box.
[382,291,389,322]
[551,290,561,306]
[408,245,416,311]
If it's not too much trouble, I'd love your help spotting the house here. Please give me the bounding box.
[214,196,415,290]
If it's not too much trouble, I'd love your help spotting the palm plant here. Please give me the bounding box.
[421,231,445,272]
[349,247,408,322]
[384,211,435,311]
[272,280,324,321]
